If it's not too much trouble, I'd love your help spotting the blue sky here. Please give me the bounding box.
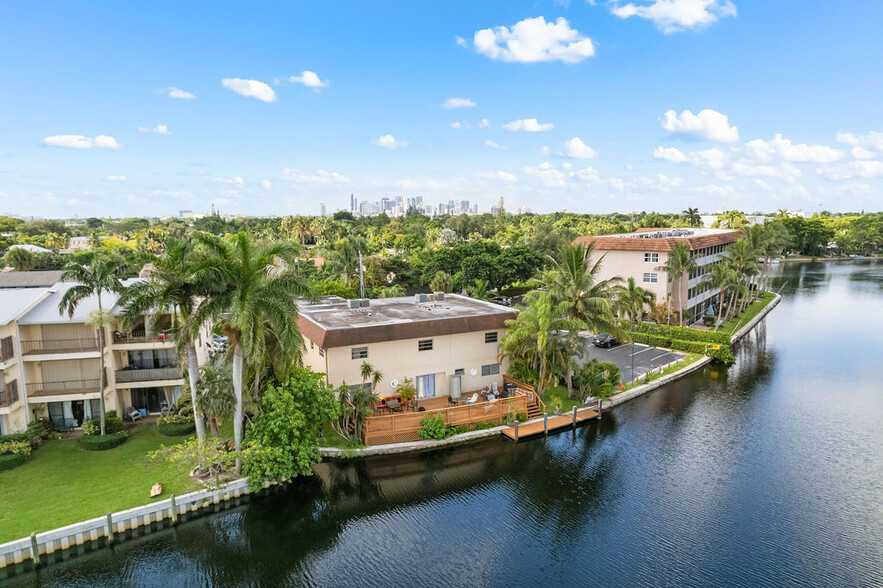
[1,0,882,218]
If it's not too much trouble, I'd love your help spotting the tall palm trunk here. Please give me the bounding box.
[187,342,206,440]
[566,362,574,400]
[96,326,107,436]
[232,345,244,474]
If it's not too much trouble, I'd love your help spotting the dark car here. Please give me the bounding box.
[593,333,617,348]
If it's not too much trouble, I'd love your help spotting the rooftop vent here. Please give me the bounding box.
[347,299,361,310]
[415,293,429,304]
[433,292,445,302]
[359,298,370,308]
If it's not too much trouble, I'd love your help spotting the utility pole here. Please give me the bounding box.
[358,250,366,299]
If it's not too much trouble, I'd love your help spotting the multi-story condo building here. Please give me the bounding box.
[298,294,515,401]
[0,279,211,434]
[574,228,742,323]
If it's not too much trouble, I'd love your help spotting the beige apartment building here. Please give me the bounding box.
[0,280,212,435]
[299,294,515,401]
[574,228,742,322]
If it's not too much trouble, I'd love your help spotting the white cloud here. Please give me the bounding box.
[455,35,469,48]
[214,176,244,185]
[42,134,121,149]
[851,146,876,160]
[474,16,595,63]
[105,175,127,181]
[744,134,843,163]
[474,170,518,182]
[290,70,328,88]
[138,124,170,135]
[280,168,351,184]
[450,121,468,130]
[261,180,273,190]
[612,0,737,34]
[479,118,489,128]
[126,194,148,204]
[442,97,476,109]
[653,146,688,163]
[373,134,409,149]
[817,160,883,181]
[221,78,277,102]
[395,179,419,189]
[485,140,506,150]
[837,131,883,159]
[524,162,568,186]
[564,137,599,159]
[503,118,554,132]
[167,87,195,100]
[67,198,90,207]
[661,109,738,142]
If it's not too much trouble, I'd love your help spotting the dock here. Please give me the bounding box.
[501,406,600,441]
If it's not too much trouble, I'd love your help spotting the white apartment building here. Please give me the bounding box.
[574,228,742,322]
[0,280,211,434]
[298,294,515,401]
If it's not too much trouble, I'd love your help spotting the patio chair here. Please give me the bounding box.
[465,393,479,405]
[126,407,142,422]
[387,398,403,413]
[160,400,171,415]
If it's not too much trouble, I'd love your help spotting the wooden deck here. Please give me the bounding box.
[500,407,600,441]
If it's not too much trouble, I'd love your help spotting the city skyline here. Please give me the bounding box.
[1,1,882,218]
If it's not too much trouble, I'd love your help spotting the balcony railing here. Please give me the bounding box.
[26,378,102,398]
[21,338,99,355]
[0,383,19,407]
[115,367,182,383]
[112,330,174,345]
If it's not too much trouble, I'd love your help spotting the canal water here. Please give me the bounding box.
[12,261,883,587]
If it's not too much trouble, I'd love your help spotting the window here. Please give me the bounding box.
[418,339,433,351]
[454,368,465,376]
[643,272,658,283]
[319,348,325,357]
[644,252,659,263]
[351,347,368,360]
[484,332,498,344]
[481,363,500,376]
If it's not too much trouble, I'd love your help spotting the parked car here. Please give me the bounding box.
[592,333,618,348]
[491,296,511,307]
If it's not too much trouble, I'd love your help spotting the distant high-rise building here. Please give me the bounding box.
[319,203,326,217]
[350,193,357,214]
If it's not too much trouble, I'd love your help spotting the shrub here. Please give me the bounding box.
[157,414,196,437]
[82,411,123,436]
[0,440,32,459]
[418,413,451,440]
[0,452,27,471]
[79,431,128,451]
[26,419,53,440]
[624,321,730,345]
[469,421,499,431]
[0,433,32,445]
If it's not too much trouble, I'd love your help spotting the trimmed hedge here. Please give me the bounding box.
[624,321,730,345]
[79,431,128,451]
[157,421,196,437]
[0,433,32,445]
[0,452,27,472]
[82,411,123,436]
[626,330,735,366]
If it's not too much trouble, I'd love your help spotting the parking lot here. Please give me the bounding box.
[580,337,684,383]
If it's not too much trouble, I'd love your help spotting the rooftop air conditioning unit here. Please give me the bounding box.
[359,298,370,308]
[427,293,436,303]
[347,299,361,310]
[415,293,429,304]
[433,292,445,302]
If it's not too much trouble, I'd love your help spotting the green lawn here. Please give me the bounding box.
[620,352,703,392]
[319,420,365,450]
[720,292,776,335]
[0,425,198,544]
[540,386,587,413]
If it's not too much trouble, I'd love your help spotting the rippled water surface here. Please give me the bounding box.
[12,261,883,587]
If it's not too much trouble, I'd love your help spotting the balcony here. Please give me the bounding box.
[0,380,19,408]
[115,367,182,384]
[112,329,175,345]
[26,378,102,398]
[21,338,99,356]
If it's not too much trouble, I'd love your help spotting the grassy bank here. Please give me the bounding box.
[0,425,197,544]
[721,292,776,336]
[620,352,703,393]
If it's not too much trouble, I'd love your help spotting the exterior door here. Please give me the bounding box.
[416,374,436,398]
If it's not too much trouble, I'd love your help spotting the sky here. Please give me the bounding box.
[1,0,882,218]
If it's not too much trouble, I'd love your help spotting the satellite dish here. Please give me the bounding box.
[389,379,399,389]
[470,368,478,377]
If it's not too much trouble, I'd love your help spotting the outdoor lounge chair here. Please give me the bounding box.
[126,407,142,422]
[465,393,479,405]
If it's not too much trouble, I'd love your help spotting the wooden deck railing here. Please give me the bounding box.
[363,392,528,446]
[503,375,544,414]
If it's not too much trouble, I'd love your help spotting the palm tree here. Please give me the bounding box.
[683,207,701,228]
[466,278,492,301]
[429,271,454,293]
[4,247,37,271]
[195,364,235,437]
[701,261,738,328]
[293,216,314,247]
[118,236,208,441]
[45,233,67,250]
[190,232,311,473]
[615,277,656,322]
[58,253,125,436]
[655,242,697,326]
[537,243,623,336]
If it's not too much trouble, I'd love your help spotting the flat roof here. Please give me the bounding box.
[298,293,515,348]
[574,227,741,252]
